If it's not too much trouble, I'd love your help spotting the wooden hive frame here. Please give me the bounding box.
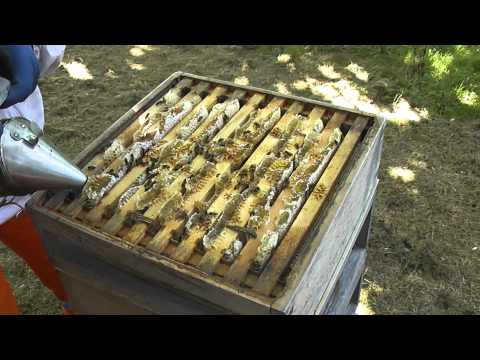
[29,72,386,314]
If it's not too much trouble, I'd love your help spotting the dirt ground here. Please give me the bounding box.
[1,45,478,314]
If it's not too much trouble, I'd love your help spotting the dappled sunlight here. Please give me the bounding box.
[358,290,376,315]
[335,79,365,102]
[104,69,118,79]
[241,60,249,73]
[129,45,154,57]
[454,45,472,56]
[276,53,296,73]
[331,96,355,109]
[403,49,415,65]
[388,97,422,123]
[429,51,454,80]
[277,53,291,64]
[292,71,429,125]
[317,63,341,80]
[456,87,478,106]
[300,76,381,114]
[234,76,250,86]
[408,159,427,170]
[356,303,375,315]
[407,187,419,195]
[359,278,385,315]
[304,76,338,99]
[275,81,291,95]
[126,58,146,71]
[346,62,369,82]
[286,62,296,73]
[388,166,416,183]
[129,63,146,71]
[292,79,309,91]
[61,61,93,80]
[130,47,145,57]
[308,79,340,99]
[134,45,154,51]
[418,107,430,119]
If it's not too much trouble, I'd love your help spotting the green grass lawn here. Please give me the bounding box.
[2,45,479,314]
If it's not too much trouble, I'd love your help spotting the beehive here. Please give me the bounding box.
[30,72,385,314]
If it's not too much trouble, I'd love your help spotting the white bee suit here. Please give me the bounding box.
[0,45,66,225]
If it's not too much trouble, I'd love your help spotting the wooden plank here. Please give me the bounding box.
[104,78,194,159]
[224,111,347,286]
[275,125,383,315]
[253,116,369,296]
[275,133,385,314]
[197,107,325,275]
[98,85,228,234]
[61,81,207,219]
[86,87,239,228]
[144,96,281,253]
[49,79,193,212]
[31,207,277,314]
[170,101,302,264]
[68,82,213,220]
[324,248,366,315]
[44,76,192,211]
[122,90,248,244]
[56,250,230,314]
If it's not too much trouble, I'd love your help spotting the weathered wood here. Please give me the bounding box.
[85,85,235,228]
[98,86,227,234]
[224,111,347,286]
[30,207,278,314]
[276,130,383,315]
[171,101,301,264]
[122,90,248,245]
[28,72,385,315]
[62,81,208,219]
[197,107,325,275]
[324,248,366,315]
[44,76,192,211]
[253,116,369,296]
[106,78,194,155]
[146,97,285,254]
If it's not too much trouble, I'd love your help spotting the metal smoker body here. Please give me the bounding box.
[0,77,87,197]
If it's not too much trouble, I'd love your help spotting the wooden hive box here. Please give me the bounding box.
[29,72,386,314]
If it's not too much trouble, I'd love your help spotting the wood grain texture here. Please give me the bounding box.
[323,248,366,315]
[44,78,193,211]
[122,89,248,245]
[146,97,286,254]
[253,116,369,296]
[275,123,383,315]
[224,111,347,286]
[30,207,277,314]
[170,100,299,264]
[61,81,207,219]
[96,85,226,233]
[197,107,325,275]
[144,94,265,252]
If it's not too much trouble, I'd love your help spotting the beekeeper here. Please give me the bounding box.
[0,45,75,314]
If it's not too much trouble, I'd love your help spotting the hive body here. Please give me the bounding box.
[30,72,385,314]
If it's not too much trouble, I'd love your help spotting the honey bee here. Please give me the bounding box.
[312,183,327,200]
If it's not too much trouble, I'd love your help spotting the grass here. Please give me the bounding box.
[1,45,478,314]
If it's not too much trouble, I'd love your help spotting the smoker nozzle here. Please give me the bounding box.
[0,117,87,196]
